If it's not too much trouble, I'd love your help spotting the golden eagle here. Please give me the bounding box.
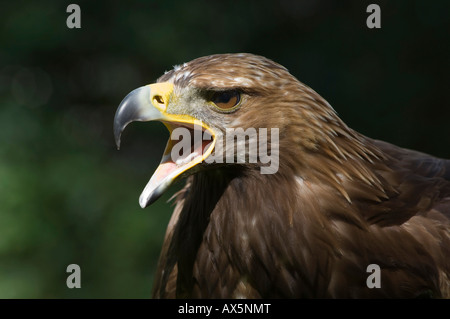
[114,53,450,298]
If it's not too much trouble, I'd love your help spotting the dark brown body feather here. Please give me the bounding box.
[152,138,450,298]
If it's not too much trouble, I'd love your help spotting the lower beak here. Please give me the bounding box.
[114,83,216,208]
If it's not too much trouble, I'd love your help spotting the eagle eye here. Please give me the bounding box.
[211,90,241,111]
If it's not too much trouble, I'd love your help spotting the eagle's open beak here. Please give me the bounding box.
[114,83,216,208]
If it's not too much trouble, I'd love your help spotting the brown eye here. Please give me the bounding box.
[211,90,241,111]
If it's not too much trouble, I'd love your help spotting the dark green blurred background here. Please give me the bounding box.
[0,0,448,298]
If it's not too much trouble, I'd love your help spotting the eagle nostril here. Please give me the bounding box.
[153,95,164,105]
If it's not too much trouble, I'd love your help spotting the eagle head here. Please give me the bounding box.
[114,53,341,208]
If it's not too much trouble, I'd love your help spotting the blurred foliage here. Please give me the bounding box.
[0,0,448,298]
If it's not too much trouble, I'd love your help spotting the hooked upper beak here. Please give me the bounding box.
[114,83,173,150]
[114,82,216,208]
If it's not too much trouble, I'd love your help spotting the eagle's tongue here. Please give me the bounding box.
[139,131,211,208]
